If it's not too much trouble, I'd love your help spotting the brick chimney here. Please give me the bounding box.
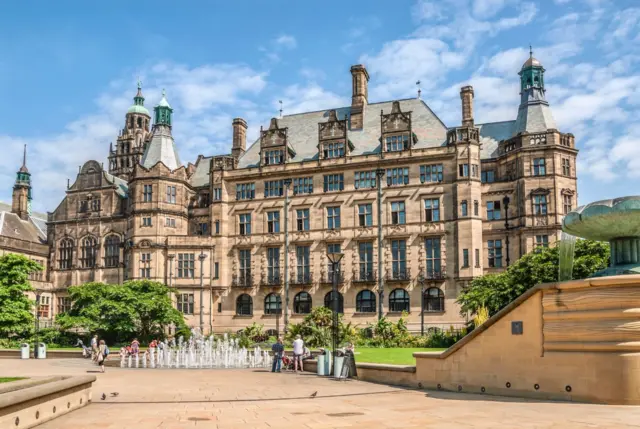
[350,64,369,130]
[460,86,474,127]
[231,118,247,159]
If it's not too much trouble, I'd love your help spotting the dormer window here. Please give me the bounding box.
[318,110,352,160]
[324,142,345,159]
[380,101,415,153]
[385,134,410,152]
[264,149,284,165]
[260,118,294,167]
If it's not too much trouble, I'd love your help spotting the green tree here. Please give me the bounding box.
[457,239,609,317]
[0,254,42,338]
[56,280,187,344]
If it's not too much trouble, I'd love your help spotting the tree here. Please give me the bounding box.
[56,280,187,344]
[457,239,609,317]
[0,254,42,338]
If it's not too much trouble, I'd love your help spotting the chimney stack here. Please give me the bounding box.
[350,64,369,129]
[460,86,474,127]
[231,118,247,159]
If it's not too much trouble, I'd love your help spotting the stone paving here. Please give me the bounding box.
[3,358,640,428]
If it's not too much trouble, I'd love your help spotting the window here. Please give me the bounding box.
[267,211,280,233]
[424,288,444,312]
[294,292,312,314]
[359,242,374,281]
[267,247,280,283]
[177,253,195,278]
[323,174,344,192]
[104,235,120,268]
[166,185,177,203]
[462,249,469,268]
[563,194,573,214]
[29,259,44,281]
[57,297,71,314]
[391,240,407,278]
[471,164,479,177]
[424,199,440,222]
[37,296,50,318]
[196,222,208,236]
[533,195,548,215]
[354,171,376,189]
[264,149,284,165]
[387,167,409,186]
[461,200,468,217]
[487,201,501,220]
[213,187,222,201]
[562,158,571,176]
[293,177,313,195]
[327,243,341,277]
[264,293,282,315]
[481,170,495,183]
[140,253,151,278]
[324,291,344,313]
[358,204,373,227]
[474,200,479,216]
[420,164,443,183]
[391,201,406,225]
[236,183,255,200]
[488,239,503,268]
[214,262,219,279]
[296,209,310,231]
[142,217,152,227]
[165,217,176,228]
[91,198,101,212]
[239,249,251,282]
[356,290,376,313]
[536,235,549,248]
[459,164,469,177]
[80,236,97,268]
[236,294,252,316]
[264,180,284,198]
[199,193,210,207]
[79,200,88,213]
[177,293,194,315]
[327,206,341,230]
[425,238,442,277]
[239,213,251,235]
[475,249,480,267]
[389,289,410,312]
[385,134,409,152]
[215,220,220,234]
[533,158,546,176]
[323,142,345,158]
[296,246,311,283]
[59,239,73,269]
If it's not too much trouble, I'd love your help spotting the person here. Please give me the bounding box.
[271,337,284,373]
[97,340,108,373]
[90,335,98,359]
[292,334,304,372]
[131,338,140,356]
[302,346,312,362]
[149,339,157,349]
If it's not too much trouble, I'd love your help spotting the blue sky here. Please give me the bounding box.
[1,0,639,212]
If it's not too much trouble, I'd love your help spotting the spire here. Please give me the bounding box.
[154,89,173,126]
[19,144,28,173]
[143,89,181,171]
[515,49,557,134]
[13,145,32,219]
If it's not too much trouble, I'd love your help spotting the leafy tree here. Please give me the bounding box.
[457,239,609,317]
[56,280,187,344]
[0,254,42,338]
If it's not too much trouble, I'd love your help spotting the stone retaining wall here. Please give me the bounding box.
[303,359,418,388]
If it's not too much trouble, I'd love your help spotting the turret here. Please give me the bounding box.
[12,145,31,220]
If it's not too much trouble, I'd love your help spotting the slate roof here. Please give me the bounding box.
[0,202,47,242]
[190,157,212,187]
[476,121,517,159]
[103,171,129,198]
[141,124,182,171]
[514,102,557,135]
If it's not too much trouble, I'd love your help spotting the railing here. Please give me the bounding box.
[232,272,253,287]
[260,274,283,287]
[320,271,345,285]
[420,267,446,281]
[386,268,411,282]
[354,270,377,283]
[290,273,313,285]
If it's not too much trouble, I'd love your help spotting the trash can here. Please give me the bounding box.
[37,343,46,359]
[333,356,345,378]
[317,353,325,375]
[322,352,331,376]
[20,343,30,359]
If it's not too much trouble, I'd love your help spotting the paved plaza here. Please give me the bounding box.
[3,359,640,428]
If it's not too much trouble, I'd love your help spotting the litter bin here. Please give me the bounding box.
[37,343,46,359]
[333,355,345,378]
[322,352,331,375]
[20,343,30,359]
[317,351,325,376]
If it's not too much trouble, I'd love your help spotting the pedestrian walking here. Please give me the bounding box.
[271,337,284,373]
[97,340,109,373]
[90,334,98,359]
[293,334,305,372]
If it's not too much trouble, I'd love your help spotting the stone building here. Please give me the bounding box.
[44,53,577,333]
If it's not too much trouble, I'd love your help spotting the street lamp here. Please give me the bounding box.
[502,195,511,267]
[327,252,344,376]
[375,168,385,321]
[34,293,41,358]
[283,179,292,333]
[198,252,207,333]
[417,273,426,336]
[167,254,175,288]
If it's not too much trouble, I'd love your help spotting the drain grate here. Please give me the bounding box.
[326,412,364,417]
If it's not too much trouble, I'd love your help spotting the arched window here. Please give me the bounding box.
[356,290,376,313]
[80,236,97,268]
[236,294,253,316]
[424,287,444,312]
[293,291,312,314]
[58,239,74,270]
[137,117,142,128]
[324,291,344,314]
[389,288,410,312]
[264,293,281,315]
[104,235,120,268]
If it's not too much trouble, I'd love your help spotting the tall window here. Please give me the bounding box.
[324,291,344,313]
[196,223,208,236]
[459,164,469,177]
[236,294,252,316]
[264,149,284,165]
[533,158,546,176]
[143,184,153,202]
[215,220,220,234]
[80,236,97,268]
[296,246,310,283]
[142,217,152,227]
[460,200,468,217]
[358,204,373,227]
[562,158,571,176]
[213,187,222,201]
[104,235,120,268]
[293,177,313,195]
[533,195,548,215]
[391,201,406,225]
[324,142,345,158]
[264,293,282,315]
[199,193,210,207]
[462,249,469,268]
[354,171,376,189]
[356,290,376,313]
[323,174,344,192]
[165,217,176,228]
[481,170,495,183]
[387,167,409,186]
[177,253,195,278]
[385,135,409,152]
[536,235,549,248]
[487,201,501,220]
[389,289,409,312]
[391,240,407,278]
[424,288,444,312]
[488,239,503,268]
[327,206,341,230]
[475,248,480,267]
[267,247,280,282]
[471,164,479,177]
[166,185,176,203]
[424,199,440,222]
[236,183,255,200]
[420,164,443,183]
[294,291,312,314]
[296,209,310,231]
[267,211,280,233]
[57,297,71,314]
[359,242,374,280]
[563,194,573,214]
[239,249,251,282]
[239,213,251,235]
[177,294,194,314]
[264,180,284,197]
[140,253,151,278]
[425,238,442,277]
[59,239,73,269]
[37,296,50,318]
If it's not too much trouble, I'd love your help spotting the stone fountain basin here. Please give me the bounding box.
[562,196,640,241]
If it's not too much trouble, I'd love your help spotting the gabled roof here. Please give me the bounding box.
[0,202,47,242]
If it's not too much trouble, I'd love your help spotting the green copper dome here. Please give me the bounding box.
[127,80,150,116]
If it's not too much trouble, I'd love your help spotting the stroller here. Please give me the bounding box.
[281,354,295,371]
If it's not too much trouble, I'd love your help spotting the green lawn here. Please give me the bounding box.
[0,377,26,383]
[353,347,445,365]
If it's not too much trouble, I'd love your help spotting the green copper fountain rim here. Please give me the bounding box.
[562,196,640,241]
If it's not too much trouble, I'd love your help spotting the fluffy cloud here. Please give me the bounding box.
[274,35,297,50]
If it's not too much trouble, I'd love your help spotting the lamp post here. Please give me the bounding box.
[167,254,175,288]
[34,293,41,358]
[283,179,292,333]
[198,252,207,333]
[327,252,344,377]
[502,195,511,267]
[375,168,385,321]
[418,273,426,336]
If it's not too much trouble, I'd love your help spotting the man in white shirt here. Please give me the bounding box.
[292,335,305,372]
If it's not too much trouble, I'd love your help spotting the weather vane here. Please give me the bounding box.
[416,81,421,99]
[279,100,283,118]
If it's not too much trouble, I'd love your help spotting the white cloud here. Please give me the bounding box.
[278,83,348,116]
[472,0,507,18]
[274,35,297,50]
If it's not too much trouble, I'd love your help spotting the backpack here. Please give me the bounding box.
[103,345,110,357]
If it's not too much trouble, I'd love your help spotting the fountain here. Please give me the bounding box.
[119,328,272,369]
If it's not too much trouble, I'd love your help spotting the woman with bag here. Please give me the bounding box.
[97,340,109,373]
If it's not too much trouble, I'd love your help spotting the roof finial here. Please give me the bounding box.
[529,44,533,58]
[162,88,166,98]
[22,144,27,168]
[137,77,142,90]
[279,100,283,118]
[416,80,422,99]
